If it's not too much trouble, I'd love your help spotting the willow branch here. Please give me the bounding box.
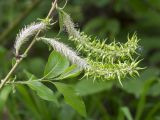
[0,0,58,91]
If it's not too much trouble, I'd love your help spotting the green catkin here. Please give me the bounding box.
[60,9,142,85]
[69,33,139,63]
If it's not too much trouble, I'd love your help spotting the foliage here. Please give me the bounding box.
[0,0,160,120]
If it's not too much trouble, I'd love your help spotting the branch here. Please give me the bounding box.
[0,0,58,91]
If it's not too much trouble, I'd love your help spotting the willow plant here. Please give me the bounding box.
[0,0,143,117]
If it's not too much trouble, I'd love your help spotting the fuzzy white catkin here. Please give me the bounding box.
[40,37,89,69]
[14,22,47,56]
[63,13,81,39]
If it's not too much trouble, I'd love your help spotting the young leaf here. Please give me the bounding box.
[120,107,133,120]
[0,86,12,112]
[24,70,37,80]
[56,65,81,80]
[58,8,64,35]
[44,51,69,79]
[17,85,41,119]
[12,57,16,66]
[54,82,86,117]
[25,81,58,105]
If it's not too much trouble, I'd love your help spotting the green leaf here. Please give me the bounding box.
[148,82,160,97]
[26,58,45,77]
[121,107,133,120]
[0,46,7,58]
[58,104,76,120]
[0,86,12,112]
[12,57,16,66]
[24,70,37,80]
[122,68,159,97]
[58,8,64,35]
[25,81,58,105]
[17,85,41,120]
[54,82,86,117]
[75,78,113,96]
[44,51,69,79]
[56,65,81,80]
[135,79,154,120]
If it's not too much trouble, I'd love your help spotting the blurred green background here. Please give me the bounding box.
[0,0,160,120]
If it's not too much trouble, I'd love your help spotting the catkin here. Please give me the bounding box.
[14,22,47,56]
[39,37,89,69]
